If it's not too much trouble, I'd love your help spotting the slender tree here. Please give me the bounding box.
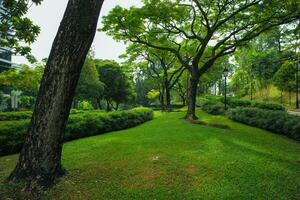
[8,0,104,185]
[124,44,185,111]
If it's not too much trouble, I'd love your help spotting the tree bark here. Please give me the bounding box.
[185,70,199,120]
[289,89,292,106]
[165,85,171,111]
[8,0,104,185]
[159,86,165,111]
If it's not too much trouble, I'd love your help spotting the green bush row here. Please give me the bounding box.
[198,97,286,115]
[0,107,153,156]
[224,97,286,111]
[200,99,225,115]
[0,109,104,121]
[0,111,33,121]
[227,107,300,141]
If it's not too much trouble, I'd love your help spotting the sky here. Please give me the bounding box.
[12,0,143,65]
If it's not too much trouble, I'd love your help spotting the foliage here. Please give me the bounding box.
[0,64,44,95]
[0,107,153,156]
[273,61,297,92]
[201,100,225,115]
[146,89,160,103]
[0,109,104,121]
[224,98,252,108]
[250,101,286,111]
[95,59,133,110]
[75,57,104,103]
[0,111,32,121]
[228,107,300,141]
[0,0,42,61]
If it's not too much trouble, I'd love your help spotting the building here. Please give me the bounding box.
[0,0,12,72]
[0,47,12,73]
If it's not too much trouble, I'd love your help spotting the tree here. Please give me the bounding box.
[173,70,189,106]
[250,49,281,98]
[0,0,42,62]
[0,64,44,96]
[101,0,299,120]
[123,44,185,111]
[132,66,155,106]
[75,56,104,108]
[8,0,104,185]
[95,60,133,111]
[274,61,297,105]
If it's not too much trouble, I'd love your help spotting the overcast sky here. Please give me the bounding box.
[12,0,143,64]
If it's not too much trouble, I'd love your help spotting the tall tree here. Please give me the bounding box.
[8,0,104,185]
[274,61,297,105]
[95,59,133,111]
[101,0,299,120]
[123,44,185,111]
[75,56,104,108]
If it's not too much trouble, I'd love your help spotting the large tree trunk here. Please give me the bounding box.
[165,85,171,112]
[8,0,104,185]
[289,89,292,106]
[159,87,165,111]
[185,72,199,120]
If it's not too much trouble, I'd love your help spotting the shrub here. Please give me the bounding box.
[250,101,286,111]
[201,100,225,115]
[223,97,286,111]
[227,107,300,141]
[0,107,153,156]
[0,109,99,121]
[0,111,33,121]
[225,98,252,108]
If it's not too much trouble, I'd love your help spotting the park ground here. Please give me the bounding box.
[0,109,299,200]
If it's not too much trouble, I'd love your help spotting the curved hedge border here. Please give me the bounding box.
[0,111,33,121]
[224,98,286,111]
[0,109,92,121]
[201,100,225,115]
[0,107,153,156]
[198,96,286,115]
[228,107,300,141]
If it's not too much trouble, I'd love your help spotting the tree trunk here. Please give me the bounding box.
[289,89,292,106]
[96,97,102,110]
[8,0,104,185]
[106,100,112,112]
[185,71,199,120]
[159,87,165,111]
[180,94,186,106]
[165,86,171,111]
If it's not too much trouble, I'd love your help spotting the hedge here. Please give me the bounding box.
[0,109,102,121]
[201,100,225,115]
[227,107,300,141]
[250,101,286,111]
[224,97,286,111]
[0,111,33,121]
[0,107,153,156]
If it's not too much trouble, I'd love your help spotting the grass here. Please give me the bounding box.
[0,109,299,199]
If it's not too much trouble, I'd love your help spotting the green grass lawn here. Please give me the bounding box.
[0,109,300,199]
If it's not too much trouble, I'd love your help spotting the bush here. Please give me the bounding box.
[251,101,286,111]
[201,100,225,115]
[224,97,252,108]
[0,107,153,156]
[227,107,300,141]
[222,97,286,111]
[0,109,101,121]
[0,111,33,121]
